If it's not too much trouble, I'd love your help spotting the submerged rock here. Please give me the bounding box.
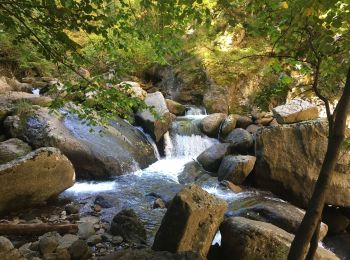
[152,184,227,257]
[220,217,338,260]
[136,91,173,142]
[273,99,319,124]
[0,138,32,164]
[255,120,350,207]
[6,107,157,179]
[0,147,75,214]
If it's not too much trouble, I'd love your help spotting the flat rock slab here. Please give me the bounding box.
[273,99,318,124]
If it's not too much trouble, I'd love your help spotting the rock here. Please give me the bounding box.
[103,249,202,260]
[0,138,32,164]
[65,204,80,215]
[77,67,90,78]
[269,118,279,126]
[136,91,173,142]
[220,114,239,137]
[203,90,229,114]
[245,124,261,134]
[217,155,256,184]
[199,113,226,137]
[39,236,59,255]
[7,107,156,179]
[153,198,166,209]
[110,209,147,244]
[166,99,186,116]
[0,77,13,93]
[78,222,95,239]
[178,160,211,184]
[219,180,242,193]
[223,128,254,153]
[323,234,350,260]
[94,195,113,208]
[197,143,233,172]
[86,234,102,245]
[3,77,32,93]
[0,236,23,260]
[19,243,39,259]
[119,81,147,100]
[273,99,319,124]
[228,198,328,240]
[255,120,350,207]
[0,91,52,121]
[220,217,338,260]
[0,147,75,214]
[69,240,91,260]
[236,116,253,129]
[255,117,274,126]
[323,207,350,234]
[152,184,228,257]
[57,234,79,250]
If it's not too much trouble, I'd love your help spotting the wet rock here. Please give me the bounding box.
[65,204,80,215]
[178,160,211,184]
[197,143,233,172]
[220,114,239,137]
[220,180,243,193]
[69,240,91,260]
[19,243,39,259]
[153,198,166,209]
[227,198,328,240]
[152,184,228,257]
[220,217,338,260]
[136,91,173,142]
[166,99,186,116]
[223,128,253,153]
[236,116,253,129]
[78,222,95,239]
[255,120,350,207]
[7,107,156,179]
[0,236,23,260]
[199,113,226,137]
[57,234,79,250]
[103,248,202,260]
[110,209,147,244]
[273,99,319,124]
[39,236,59,255]
[0,138,32,164]
[323,207,350,234]
[0,147,75,214]
[86,234,102,245]
[94,195,113,208]
[323,234,350,260]
[245,124,261,134]
[217,155,256,184]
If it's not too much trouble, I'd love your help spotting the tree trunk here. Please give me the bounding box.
[288,67,350,260]
[0,223,78,235]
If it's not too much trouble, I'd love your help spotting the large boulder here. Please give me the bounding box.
[6,107,157,179]
[0,138,32,164]
[217,155,256,184]
[0,147,75,214]
[220,114,239,137]
[220,217,338,260]
[136,91,173,142]
[166,99,186,116]
[119,81,147,100]
[223,128,254,153]
[197,143,233,172]
[255,120,350,207]
[227,198,328,240]
[199,113,226,137]
[152,185,227,257]
[0,236,24,260]
[272,99,319,124]
[103,249,202,260]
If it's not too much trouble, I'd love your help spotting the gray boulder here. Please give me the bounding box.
[166,99,186,116]
[220,217,338,260]
[197,143,233,172]
[223,128,254,153]
[0,138,32,164]
[200,113,226,137]
[217,155,256,184]
[136,91,173,142]
[6,107,157,179]
[0,147,75,214]
[220,114,239,137]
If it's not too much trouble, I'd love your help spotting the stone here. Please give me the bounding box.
[245,124,261,134]
[323,234,350,260]
[0,138,32,164]
[78,222,95,239]
[110,209,147,244]
[323,207,350,234]
[196,143,233,172]
[199,113,226,137]
[217,155,256,184]
[0,236,23,260]
[220,217,338,260]
[0,147,75,214]
[94,195,113,208]
[166,99,186,116]
[153,198,166,209]
[220,114,239,137]
[39,236,59,255]
[227,198,328,240]
[86,234,102,245]
[269,118,279,126]
[223,128,254,153]
[219,180,243,193]
[65,204,80,215]
[2,77,32,93]
[0,77,13,93]
[103,249,202,260]
[178,161,211,184]
[273,99,319,124]
[119,81,147,100]
[6,107,156,179]
[255,120,350,207]
[57,234,79,250]
[136,91,173,142]
[236,115,253,129]
[255,117,274,126]
[152,184,228,257]
[68,240,91,260]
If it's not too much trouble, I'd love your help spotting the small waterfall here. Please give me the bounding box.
[136,127,161,160]
[185,106,207,116]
